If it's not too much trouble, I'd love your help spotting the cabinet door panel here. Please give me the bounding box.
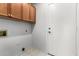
[29,6,36,22]
[11,3,22,19]
[0,3,8,16]
[23,4,29,21]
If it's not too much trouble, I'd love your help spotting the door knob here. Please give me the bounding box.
[48,31,51,34]
[48,27,51,30]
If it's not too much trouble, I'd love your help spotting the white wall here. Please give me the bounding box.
[0,16,32,37]
[0,16,32,55]
[0,34,32,56]
[32,4,49,52]
[77,3,79,56]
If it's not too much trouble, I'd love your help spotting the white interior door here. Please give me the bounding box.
[47,3,76,56]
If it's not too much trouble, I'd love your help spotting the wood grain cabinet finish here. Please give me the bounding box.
[0,3,36,23]
[10,3,22,19]
[22,4,30,21]
[0,3,8,16]
[29,5,36,22]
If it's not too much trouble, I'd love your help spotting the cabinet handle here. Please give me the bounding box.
[8,14,10,16]
[10,14,12,16]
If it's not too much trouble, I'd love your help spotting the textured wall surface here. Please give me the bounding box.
[0,16,32,55]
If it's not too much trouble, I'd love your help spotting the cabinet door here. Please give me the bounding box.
[0,3,8,16]
[11,3,22,19]
[29,5,36,22]
[23,4,30,21]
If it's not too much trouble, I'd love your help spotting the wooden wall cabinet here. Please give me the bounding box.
[0,3,36,23]
[29,5,36,22]
[0,3,8,16]
[10,3,22,19]
[23,4,30,21]
[22,4,36,22]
